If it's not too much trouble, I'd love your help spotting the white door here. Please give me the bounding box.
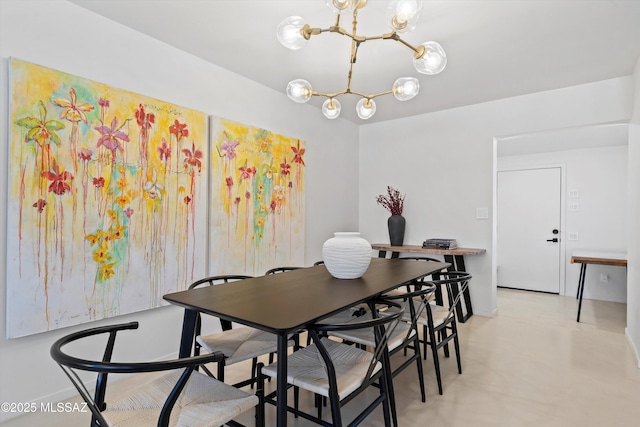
[497,167,561,293]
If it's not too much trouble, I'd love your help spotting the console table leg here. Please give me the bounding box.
[576,264,587,322]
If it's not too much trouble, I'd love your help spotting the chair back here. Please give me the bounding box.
[383,281,437,342]
[308,299,405,396]
[428,271,472,320]
[50,322,224,427]
[264,266,302,275]
[189,275,253,332]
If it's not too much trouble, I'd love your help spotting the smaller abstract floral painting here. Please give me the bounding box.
[7,58,208,338]
[210,117,305,275]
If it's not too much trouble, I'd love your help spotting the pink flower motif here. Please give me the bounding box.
[78,148,93,162]
[157,138,171,162]
[234,197,241,205]
[245,191,251,200]
[95,117,130,153]
[226,176,233,188]
[184,195,192,205]
[123,207,134,219]
[98,98,110,108]
[221,139,240,160]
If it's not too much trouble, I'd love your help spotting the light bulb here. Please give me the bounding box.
[277,16,308,50]
[326,0,353,14]
[413,41,447,75]
[388,0,423,33]
[393,77,420,101]
[322,98,341,119]
[286,79,312,103]
[356,98,376,120]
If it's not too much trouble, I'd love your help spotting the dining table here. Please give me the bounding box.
[163,256,449,426]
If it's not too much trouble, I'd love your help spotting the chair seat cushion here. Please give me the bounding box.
[329,317,415,351]
[403,299,452,328]
[104,370,258,427]
[261,337,381,400]
[197,327,284,364]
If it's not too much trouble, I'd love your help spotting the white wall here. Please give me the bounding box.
[498,146,628,302]
[627,56,640,366]
[0,0,360,421]
[359,77,634,320]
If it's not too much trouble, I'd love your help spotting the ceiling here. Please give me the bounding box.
[69,0,640,124]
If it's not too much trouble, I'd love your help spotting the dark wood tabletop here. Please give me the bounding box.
[163,257,450,334]
[163,257,449,426]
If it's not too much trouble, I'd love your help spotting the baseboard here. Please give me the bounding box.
[467,308,497,318]
[625,327,640,369]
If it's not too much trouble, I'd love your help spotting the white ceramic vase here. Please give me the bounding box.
[322,232,372,279]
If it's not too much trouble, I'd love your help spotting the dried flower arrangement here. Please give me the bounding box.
[376,186,405,216]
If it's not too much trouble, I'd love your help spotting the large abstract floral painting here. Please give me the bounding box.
[210,117,305,275]
[7,59,208,338]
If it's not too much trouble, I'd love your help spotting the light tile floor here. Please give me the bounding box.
[4,288,640,426]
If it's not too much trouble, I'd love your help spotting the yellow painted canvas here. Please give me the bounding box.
[7,58,208,338]
[210,117,305,275]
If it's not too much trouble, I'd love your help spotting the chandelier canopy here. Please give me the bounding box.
[277,0,447,120]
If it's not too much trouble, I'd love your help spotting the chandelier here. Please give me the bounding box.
[276,0,447,120]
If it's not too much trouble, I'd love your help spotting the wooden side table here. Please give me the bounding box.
[372,244,486,323]
[570,249,627,322]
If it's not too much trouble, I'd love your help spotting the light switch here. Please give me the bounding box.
[569,190,580,198]
[568,233,579,241]
[568,203,579,212]
[476,207,489,219]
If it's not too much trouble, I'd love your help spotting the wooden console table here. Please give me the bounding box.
[570,249,627,322]
[372,244,486,323]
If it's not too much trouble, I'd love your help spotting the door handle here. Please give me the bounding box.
[546,238,558,243]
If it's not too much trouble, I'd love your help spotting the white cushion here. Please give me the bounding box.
[104,370,258,427]
[329,318,415,351]
[197,327,285,365]
[261,338,380,400]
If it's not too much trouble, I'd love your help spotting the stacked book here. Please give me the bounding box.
[422,238,458,250]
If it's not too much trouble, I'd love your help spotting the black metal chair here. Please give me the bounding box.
[190,275,295,388]
[412,271,472,394]
[50,321,258,427]
[327,281,436,425]
[256,299,404,427]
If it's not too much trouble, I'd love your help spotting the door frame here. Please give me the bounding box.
[494,161,568,296]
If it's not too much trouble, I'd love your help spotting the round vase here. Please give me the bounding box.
[322,232,372,279]
[388,215,406,246]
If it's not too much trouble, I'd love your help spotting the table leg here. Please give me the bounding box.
[276,333,288,426]
[577,263,587,322]
[178,309,197,358]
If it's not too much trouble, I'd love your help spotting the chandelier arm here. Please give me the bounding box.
[311,89,350,98]
[389,34,426,58]
[350,90,394,99]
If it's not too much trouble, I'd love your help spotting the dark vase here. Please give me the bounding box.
[387,215,406,247]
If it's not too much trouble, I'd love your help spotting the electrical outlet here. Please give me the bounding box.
[569,190,580,198]
[568,233,579,241]
[600,273,609,283]
[568,203,579,212]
